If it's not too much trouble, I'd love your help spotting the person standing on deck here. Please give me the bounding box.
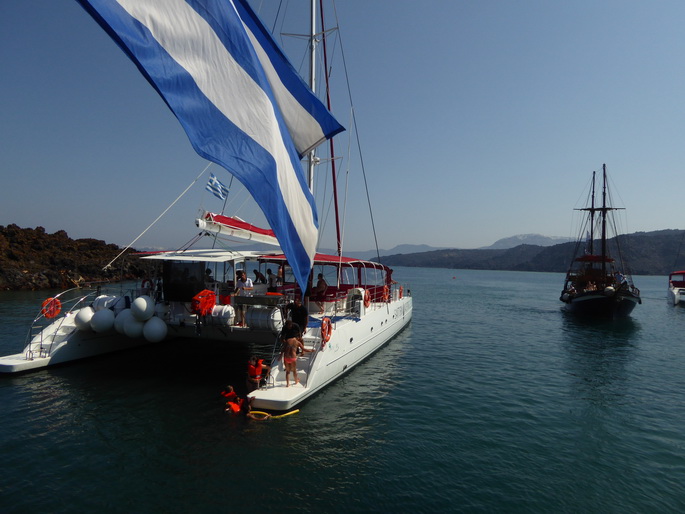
[312,273,328,314]
[266,269,278,292]
[235,270,253,326]
[285,296,309,336]
[281,332,314,387]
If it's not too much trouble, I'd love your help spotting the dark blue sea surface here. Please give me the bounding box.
[1,269,684,513]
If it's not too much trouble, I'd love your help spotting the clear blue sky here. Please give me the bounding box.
[2,1,685,252]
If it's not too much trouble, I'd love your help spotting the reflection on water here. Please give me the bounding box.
[560,311,640,408]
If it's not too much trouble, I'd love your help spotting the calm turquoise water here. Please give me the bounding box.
[1,268,684,513]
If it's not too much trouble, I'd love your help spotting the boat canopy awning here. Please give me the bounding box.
[138,249,273,263]
[574,254,615,263]
[136,248,390,272]
[260,252,391,272]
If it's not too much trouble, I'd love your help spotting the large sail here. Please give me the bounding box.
[76,0,344,291]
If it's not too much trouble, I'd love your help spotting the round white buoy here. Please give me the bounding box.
[211,305,235,326]
[123,317,145,338]
[74,306,95,331]
[143,316,168,343]
[131,295,155,321]
[92,295,122,312]
[90,309,115,333]
[114,309,133,334]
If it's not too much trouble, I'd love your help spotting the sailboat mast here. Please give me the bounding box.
[307,0,317,189]
[601,163,608,275]
[589,170,596,255]
[319,0,343,255]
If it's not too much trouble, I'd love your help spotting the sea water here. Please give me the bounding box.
[1,269,684,513]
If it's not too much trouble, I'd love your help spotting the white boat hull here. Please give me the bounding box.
[0,309,156,373]
[249,295,413,411]
[668,286,685,306]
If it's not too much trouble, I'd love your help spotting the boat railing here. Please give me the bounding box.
[24,287,99,360]
[318,282,410,318]
[24,284,139,360]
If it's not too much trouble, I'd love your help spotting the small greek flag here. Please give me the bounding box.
[206,173,229,201]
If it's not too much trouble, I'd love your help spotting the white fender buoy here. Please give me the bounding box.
[211,305,235,326]
[143,316,168,343]
[123,317,145,338]
[131,295,155,321]
[90,308,115,333]
[114,309,133,334]
[92,295,123,312]
[74,306,95,331]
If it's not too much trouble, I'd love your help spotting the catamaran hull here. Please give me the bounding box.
[0,323,157,373]
[249,296,413,411]
[0,318,287,374]
[561,292,640,318]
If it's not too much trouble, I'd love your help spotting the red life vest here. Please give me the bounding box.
[247,359,264,379]
[226,396,246,414]
[191,289,216,316]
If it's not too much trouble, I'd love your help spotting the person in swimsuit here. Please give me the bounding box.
[281,326,314,387]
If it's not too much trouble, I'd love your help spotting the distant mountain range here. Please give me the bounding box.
[480,234,573,250]
[378,230,685,276]
[323,235,570,260]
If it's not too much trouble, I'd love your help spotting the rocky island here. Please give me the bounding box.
[0,224,148,291]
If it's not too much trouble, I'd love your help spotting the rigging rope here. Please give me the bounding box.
[330,1,383,263]
[102,163,213,271]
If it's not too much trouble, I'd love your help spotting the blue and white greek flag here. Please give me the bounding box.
[76,0,344,292]
[206,173,229,201]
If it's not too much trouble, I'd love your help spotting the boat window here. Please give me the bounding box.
[163,261,206,301]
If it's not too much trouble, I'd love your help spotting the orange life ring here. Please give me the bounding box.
[41,297,62,319]
[320,317,332,344]
[363,290,371,308]
[141,278,153,290]
[399,286,403,299]
[382,285,390,302]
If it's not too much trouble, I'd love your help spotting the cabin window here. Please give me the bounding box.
[163,261,206,301]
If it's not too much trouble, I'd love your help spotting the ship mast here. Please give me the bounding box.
[601,163,608,276]
[589,171,596,256]
[306,0,317,190]
[307,0,343,256]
